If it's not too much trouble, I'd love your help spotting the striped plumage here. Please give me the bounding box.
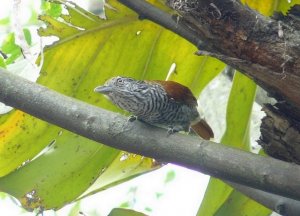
[94,76,213,139]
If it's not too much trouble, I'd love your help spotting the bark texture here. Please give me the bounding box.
[259,104,300,163]
[166,0,300,163]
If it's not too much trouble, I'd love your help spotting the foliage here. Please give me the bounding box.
[0,0,297,215]
[0,0,223,212]
[197,72,271,215]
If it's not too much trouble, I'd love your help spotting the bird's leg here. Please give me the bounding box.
[128,115,137,122]
[167,124,192,136]
[167,126,177,135]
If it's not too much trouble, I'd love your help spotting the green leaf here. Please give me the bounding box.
[0,17,10,25]
[197,72,258,215]
[164,170,176,184]
[109,208,148,216]
[222,72,257,148]
[67,201,81,216]
[144,207,152,212]
[215,190,271,216]
[241,0,300,15]
[0,192,6,199]
[77,153,158,200]
[41,0,62,18]
[119,201,131,208]
[0,130,119,210]
[277,0,300,15]
[1,33,22,65]
[0,55,6,68]
[0,29,32,66]
[155,192,163,199]
[23,28,32,46]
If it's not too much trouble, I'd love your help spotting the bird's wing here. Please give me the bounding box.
[147,80,198,107]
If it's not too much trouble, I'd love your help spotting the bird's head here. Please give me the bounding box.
[94,76,148,112]
[94,76,144,96]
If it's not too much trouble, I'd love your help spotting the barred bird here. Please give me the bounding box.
[94,76,214,140]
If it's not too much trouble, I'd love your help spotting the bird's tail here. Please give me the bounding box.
[191,119,214,140]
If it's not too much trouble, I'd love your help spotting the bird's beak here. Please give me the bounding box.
[94,85,113,94]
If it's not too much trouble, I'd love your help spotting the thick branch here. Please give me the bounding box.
[1,69,300,201]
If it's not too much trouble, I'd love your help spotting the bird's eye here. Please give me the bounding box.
[116,78,124,84]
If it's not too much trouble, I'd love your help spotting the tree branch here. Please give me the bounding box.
[226,181,300,215]
[1,69,300,202]
[117,0,208,50]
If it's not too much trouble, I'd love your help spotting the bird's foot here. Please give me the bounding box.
[167,127,178,135]
[128,115,137,122]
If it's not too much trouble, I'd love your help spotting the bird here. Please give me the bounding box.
[94,76,214,140]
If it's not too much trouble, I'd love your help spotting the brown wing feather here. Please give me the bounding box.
[148,80,198,107]
[191,119,214,140]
